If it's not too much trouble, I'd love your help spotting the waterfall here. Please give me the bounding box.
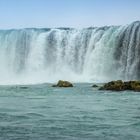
[0,21,140,84]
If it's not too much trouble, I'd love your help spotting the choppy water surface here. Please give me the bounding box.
[0,83,140,140]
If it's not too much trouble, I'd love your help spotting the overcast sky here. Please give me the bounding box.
[0,0,139,29]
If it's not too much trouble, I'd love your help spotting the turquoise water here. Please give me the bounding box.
[0,83,140,140]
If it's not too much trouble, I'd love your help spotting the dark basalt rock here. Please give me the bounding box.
[52,80,73,87]
[100,80,124,91]
[92,84,98,88]
[19,86,28,89]
[99,80,140,91]
[134,85,140,91]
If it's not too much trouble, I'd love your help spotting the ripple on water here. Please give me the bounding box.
[0,83,140,140]
[0,113,30,122]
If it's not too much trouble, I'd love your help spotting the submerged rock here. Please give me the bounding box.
[92,84,98,88]
[99,80,140,91]
[52,80,73,87]
[19,86,28,89]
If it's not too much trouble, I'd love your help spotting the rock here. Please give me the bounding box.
[52,85,57,87]
[20,86,28,89]
[52,80,73,87]
[123,81,140,90]
[99,80,124,91]
[134,85,140,91]
[92,84,98,88]
[99,80,140,91]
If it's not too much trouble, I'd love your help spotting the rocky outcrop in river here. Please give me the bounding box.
[52,80,73,87]
[99,80,140,91]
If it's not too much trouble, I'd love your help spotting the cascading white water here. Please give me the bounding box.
[0,21,140,84]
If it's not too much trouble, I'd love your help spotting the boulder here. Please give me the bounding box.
[123,81,140,90]
[52,80,73,87]
[134,85,140,92]
[19,86,28,89]
[92,84,98,88]
[99,80,124,91]
[99,80,140,91]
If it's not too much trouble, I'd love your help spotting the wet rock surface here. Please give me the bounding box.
[52,80,73,87]
[92,84,98,88]
[99,80,140,91]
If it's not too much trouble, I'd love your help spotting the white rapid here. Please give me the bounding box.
[0,21,140,84]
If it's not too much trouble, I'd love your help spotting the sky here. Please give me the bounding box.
[0,0,140,29]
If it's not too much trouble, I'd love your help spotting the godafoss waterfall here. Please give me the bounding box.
[1,21,140,84]
[0,22,140,140]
